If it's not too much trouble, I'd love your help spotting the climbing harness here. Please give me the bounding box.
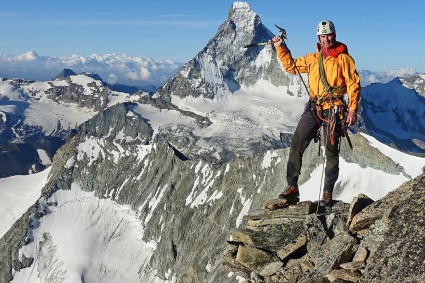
[314,49,352,213]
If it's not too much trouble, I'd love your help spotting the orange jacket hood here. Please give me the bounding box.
[316,41,348,58]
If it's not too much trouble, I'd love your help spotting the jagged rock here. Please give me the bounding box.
[354,228,369,238]
[275,262,304,283]
[222,250,251,279]
[300,258,315,272]
[354,219,387,267]
[340,261,366,271]
[248,201,315,224]
[259,261,284,277]
[232,229,256,246]
[236,245,280,272]
[349,173,418,233]
[360,173,425,282]
[352,247,369,263]
[349,207,381,233]
[346,194,374,227]
[264,198,292,210]
[246,216,301,229]
[323,211,350,237]
[326,269,361,282]
[233,221,305,253]
[305,232,358,280]
[276,234,307,260]
[224,198,367,283]
[304,215,331,255]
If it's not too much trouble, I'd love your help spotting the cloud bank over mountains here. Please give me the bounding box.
[0,51,183,88]
[0,51,420,91]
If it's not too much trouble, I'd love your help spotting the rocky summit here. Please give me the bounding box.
[223,170,425,283]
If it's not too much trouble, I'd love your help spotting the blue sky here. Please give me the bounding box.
[1,0,425,72]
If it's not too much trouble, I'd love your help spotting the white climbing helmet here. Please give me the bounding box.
[316,20,336,35]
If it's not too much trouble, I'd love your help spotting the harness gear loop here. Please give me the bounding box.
[318,49,347,99]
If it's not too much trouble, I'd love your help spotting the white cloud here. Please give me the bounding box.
[14,51,40,61]
[140,67,152,80]
[0,51,183,88]
[107,73,118,84]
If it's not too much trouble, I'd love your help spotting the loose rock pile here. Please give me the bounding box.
[223,189,411,283]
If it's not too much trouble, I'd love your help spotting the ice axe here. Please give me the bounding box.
[244,24,287,48]
[244,24,310,94]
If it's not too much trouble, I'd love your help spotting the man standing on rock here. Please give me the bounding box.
[271,20,361,208]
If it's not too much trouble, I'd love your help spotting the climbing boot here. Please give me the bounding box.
[278,185,300,204]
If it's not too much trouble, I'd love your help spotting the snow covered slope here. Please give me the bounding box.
[11,184,171,283]
[0,168,50,238]
[0,74,140,137]
[359,75,425,155]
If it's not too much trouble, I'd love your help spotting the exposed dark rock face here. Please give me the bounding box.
[53,68,77,80]
[0,137,64,177]
[78,102,153,144]
[43,78,109,111]
[0,112,320,282]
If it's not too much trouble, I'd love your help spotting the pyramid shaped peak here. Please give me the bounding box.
[231,1,251,11]
[53,68,77,80]
[228,1,257,23]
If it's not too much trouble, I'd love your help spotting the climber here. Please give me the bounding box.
[270,20,361,208]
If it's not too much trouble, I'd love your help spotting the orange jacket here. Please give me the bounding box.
[276,42,361,112]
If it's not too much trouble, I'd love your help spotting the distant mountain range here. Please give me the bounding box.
[358,67,419,86]
[0,51,182,90]
[0,50,421,92]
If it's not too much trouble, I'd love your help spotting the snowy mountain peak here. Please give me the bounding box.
[147,2,309,162]
[155,2,280,102]
[81,72,104,82]
[53,68,77,80]
[231,1,251,10]
[228,2,256,26]
[358,67,419,86]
